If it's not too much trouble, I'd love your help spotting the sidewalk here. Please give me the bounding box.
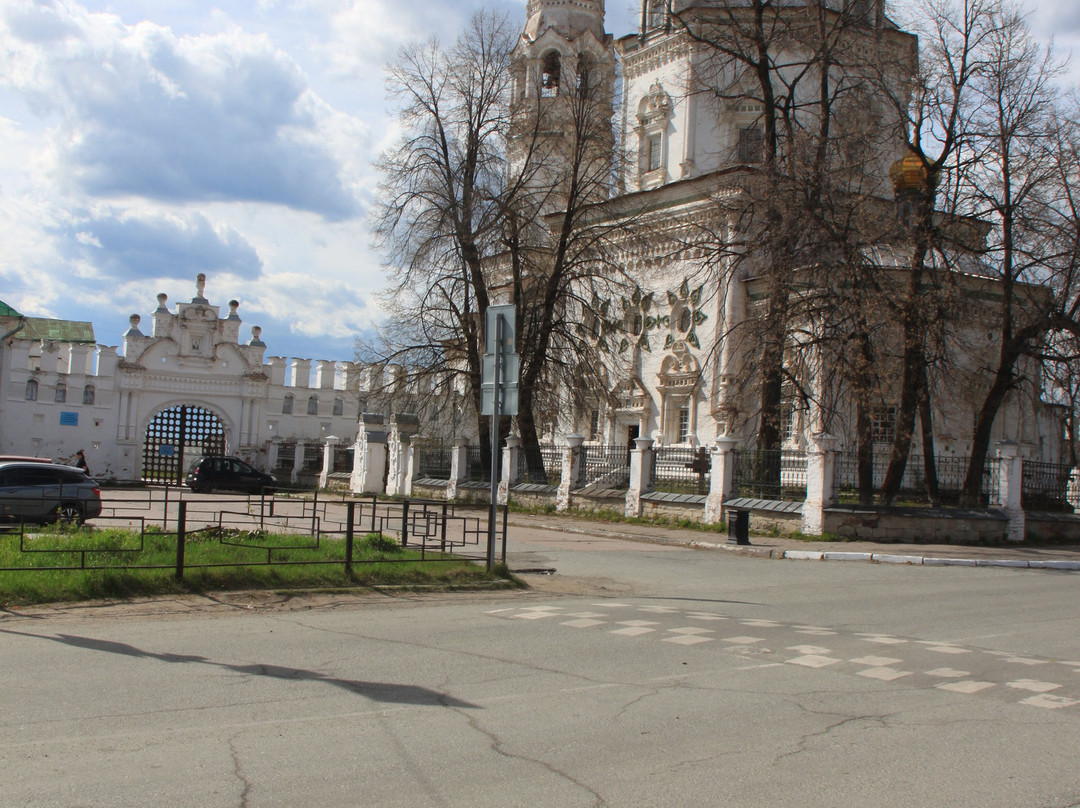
[506,513,1080,571]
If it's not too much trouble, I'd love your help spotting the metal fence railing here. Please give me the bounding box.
[652,447,710,495]
[0,491,507,576]
[464,446,491,483]
[416,447,453,480]
[731,450,807,501]
[583,444,630,489]
[517,446,562,486]
[1022,460,1074,511]
[833,453,1002,506]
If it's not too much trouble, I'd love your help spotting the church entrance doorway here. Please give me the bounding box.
[142,404,226,485]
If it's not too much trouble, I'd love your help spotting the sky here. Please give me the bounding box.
[0,0,1076,365]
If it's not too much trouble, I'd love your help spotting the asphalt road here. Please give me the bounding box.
[2,521,1080,807]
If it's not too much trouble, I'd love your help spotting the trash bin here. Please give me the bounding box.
[728,508,750,545]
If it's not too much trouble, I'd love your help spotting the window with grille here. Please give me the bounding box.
[25,379,37,400]
[333,398,344,416]
[54,383,66,403]
[282,395,293,414]
[871,406,896,443]
[737,127,764,163]
[82,385,95,405]
[647,134,662,172]
[678,405,691,443]
[307,396,318,415]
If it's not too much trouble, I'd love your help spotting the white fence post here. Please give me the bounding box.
[995,440,1025,542]
[704,436,738,524]
[557,434,586,512]
[801,434,837,536]
[625,437,654,518]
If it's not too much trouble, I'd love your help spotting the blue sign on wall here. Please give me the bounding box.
[159,444,175,457]
[59,411,78,426]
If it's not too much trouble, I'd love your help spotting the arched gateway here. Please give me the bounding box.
[142,404,226,484]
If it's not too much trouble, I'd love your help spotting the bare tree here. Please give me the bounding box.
[671,0,912,459]
[373,9,640,473]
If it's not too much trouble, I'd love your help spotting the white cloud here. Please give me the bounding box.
[0,0,362,218]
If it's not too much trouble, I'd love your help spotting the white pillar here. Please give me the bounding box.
[447,437,469,500]
[704,436,738,524]
[499,435,521,505]
[995,440,1025,542]
[557,434,586,512]
[318,435,340,489]
[801,434,837,537]
[625,437,654,517]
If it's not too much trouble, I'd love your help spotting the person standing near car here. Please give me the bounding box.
[74,449,90,475]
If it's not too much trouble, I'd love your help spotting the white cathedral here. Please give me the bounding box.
[0,0,1066,485]
[507,0,1064,464]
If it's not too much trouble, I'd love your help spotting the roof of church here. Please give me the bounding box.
[0,300,21,317]
[21,317,96,344]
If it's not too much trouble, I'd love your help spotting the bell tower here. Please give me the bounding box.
[509,0,616,208]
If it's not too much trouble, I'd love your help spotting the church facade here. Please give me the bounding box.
[510,0,1066,465]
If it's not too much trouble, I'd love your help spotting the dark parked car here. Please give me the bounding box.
[0,461,102,524]
[185,456,276,494]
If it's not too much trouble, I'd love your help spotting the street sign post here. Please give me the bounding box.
[482,305,519,570]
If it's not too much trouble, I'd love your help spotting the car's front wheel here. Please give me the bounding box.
[56,503,84,525]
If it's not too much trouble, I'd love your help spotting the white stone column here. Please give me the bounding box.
[995,440,1025,542]
[350,414,387,495]
[801,434,837,537]
[318,435,340,489]
[447,437,469,500]
[704,436,738,524]
[556,434,586,512]
[267,439,280,472]
[498,435,521,505]
[625,437,655,518]
[291,442,304,486]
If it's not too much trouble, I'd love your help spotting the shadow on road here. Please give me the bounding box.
[1,628,478,708]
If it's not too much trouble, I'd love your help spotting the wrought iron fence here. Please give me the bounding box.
[333,447,354,473]
[583,444,630,489]
[416,447,453,480]
[0,491,506,576]
[731,450,807,501]
[653,446,710,495]
[833,453,1001,505]
[302,443,322,471]
[464,446,491,483]
[517,446,562,486]
[275,442,296,473]
[1022,461,1074,511]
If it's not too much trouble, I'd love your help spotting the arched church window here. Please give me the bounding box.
[307,396,319,415]
[541,51,561,97]
[82,384,95,405]
[54,383,66,403]
[333,398,344,416]
[25,379,37,400]
[282,394,294,414]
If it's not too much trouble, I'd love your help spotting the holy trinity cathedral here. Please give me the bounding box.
[510,0,1064,463]
[0,1,1064,484]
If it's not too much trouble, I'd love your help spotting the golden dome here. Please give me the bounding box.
[889,151,936,192]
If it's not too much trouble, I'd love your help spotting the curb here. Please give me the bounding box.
[510,519,1080,572]
[711,542,1080,571]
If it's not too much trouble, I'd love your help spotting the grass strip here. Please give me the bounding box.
[0,525,516,606]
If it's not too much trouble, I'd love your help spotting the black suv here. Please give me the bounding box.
[0,462,102,524]
[185,456,276,494]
